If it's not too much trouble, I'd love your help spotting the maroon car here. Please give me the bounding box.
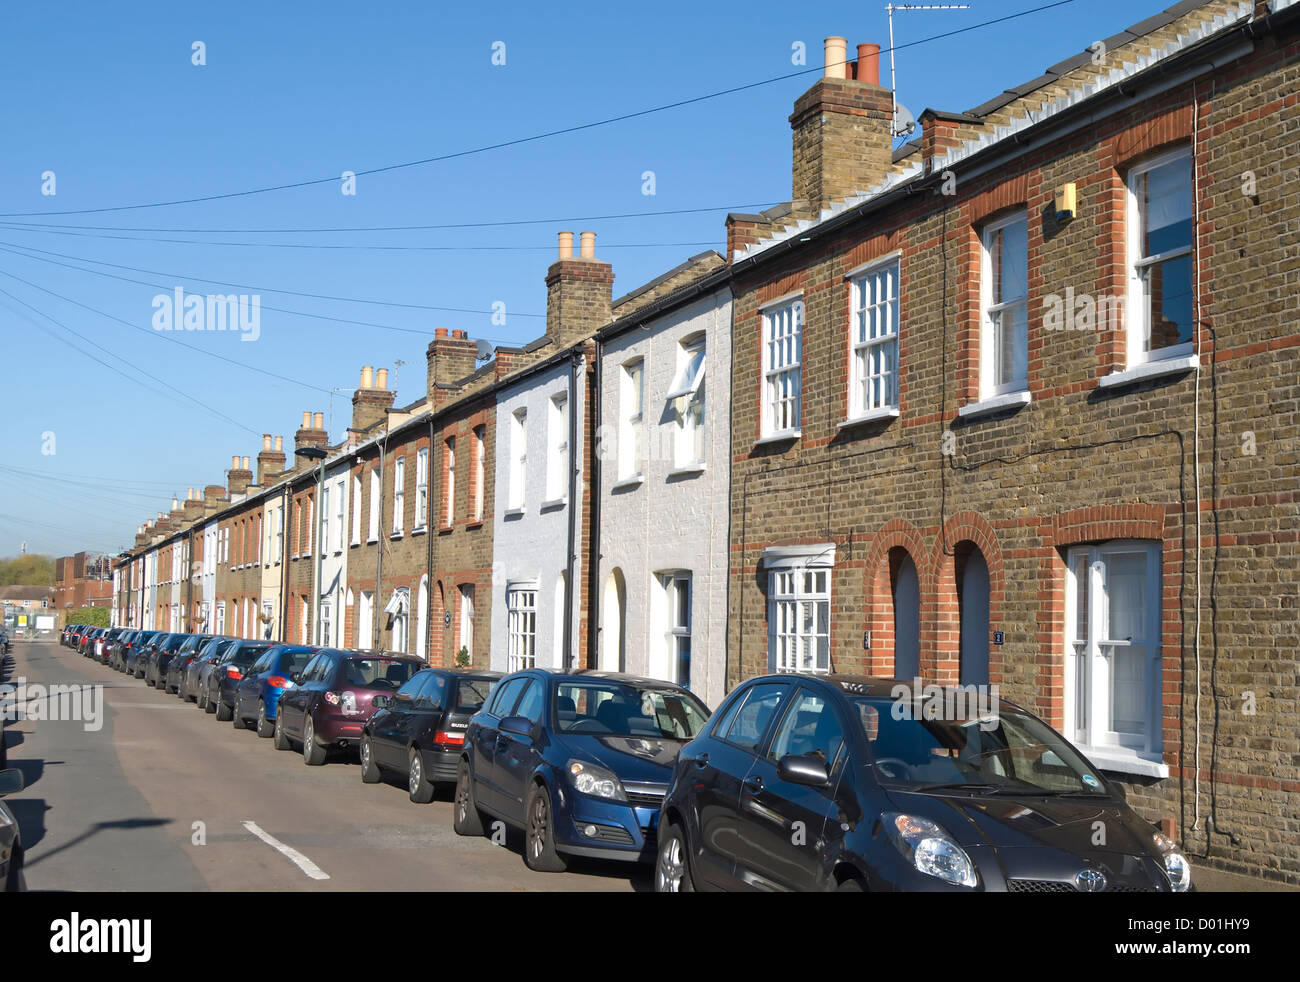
[272,649,423,765]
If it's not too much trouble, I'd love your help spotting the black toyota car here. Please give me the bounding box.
[360,668,501,802]
[655,674,1192,893]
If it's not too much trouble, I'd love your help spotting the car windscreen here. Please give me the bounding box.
[338,658,417,690]
[554,682,710,739]
[852,696,1107,795]
[454,677,496,713]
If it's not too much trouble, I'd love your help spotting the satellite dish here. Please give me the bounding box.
[475,338,494,362]
[892,102,916,139]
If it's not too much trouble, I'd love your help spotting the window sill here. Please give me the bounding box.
[367,537,378,545]
[411,526,427,537]
[957,390,1031,419]
[754,428,800,447]
[389,532,403,540]
[437,525,454,534]
[611,475,643,492]
[838,408,899,429]
[667,463,706,478]
[1077,745,1170,780]
[1098,354,1199,390]
[541,497,567,511]
[504,507,525,519]
[466,519,484,530]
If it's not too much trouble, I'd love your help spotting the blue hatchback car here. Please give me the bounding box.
[453,669,711,872]
[233,644,318,737]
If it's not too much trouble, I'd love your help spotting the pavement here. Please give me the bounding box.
[0,638,644,891]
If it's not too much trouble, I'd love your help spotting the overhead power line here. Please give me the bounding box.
[0,1,1075,218]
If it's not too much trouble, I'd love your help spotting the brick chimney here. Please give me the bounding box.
[182,487,205,523]
[293,410,329,460]
[203,484,227,513]
[426,332,480,408]
[545,231,614,344]
[919,109,981,174]
[169,496,186,527]
[352,365,397,431]
[227,454,253,496]
[257,433,287,486]
[134,524,149,548]
[789,38,893,214]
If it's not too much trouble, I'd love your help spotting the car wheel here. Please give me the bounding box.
[273,710,292,751]
[256,701,274,738]
[360,737,381,783]
[232,703,247,730]
[655,822,695,893]
[408,748,435,803]
[836,874,867,892]
[523,783,568,873]
[4,846,23,893]
[303,717,327,766]
[452,761,486,837]
[215,696,233,722]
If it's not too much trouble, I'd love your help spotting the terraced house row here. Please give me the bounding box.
[112,0,1299,884]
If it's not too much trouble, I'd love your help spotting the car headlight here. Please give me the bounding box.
[884,813,978,888]
[566,759,627,802]
[1152,831,1192,892]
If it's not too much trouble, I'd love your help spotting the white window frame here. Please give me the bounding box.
[391,587,410,652]
[351,473,361,545]
[667,335,706,469]
[661,572,692,690]
[761,296,803,438]
[508,409,527,512]
[333,477,344,553]
[416,446,430,530]
[1126,146,1194,367]
[618,360,644,480]
[472,425,486,522]
[319,599,332,647]
[433,442,446,528]
[319,484,330,556]
[1064,540,1164,774]
[848,260,900,418]
[765,545,834,675]
[368,466,380,542]
[507,584,538,671]
[459,584,475,661]
[358,590,374,650]
[980,214,1029,397]
[392,456,405,535]
[547,392,569,503]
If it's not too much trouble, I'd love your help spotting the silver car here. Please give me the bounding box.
[0,768,22,892]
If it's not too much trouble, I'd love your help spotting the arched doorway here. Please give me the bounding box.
[891,548,920,680]
[957,543,990,686]
[416,575,429,661]
[602,568,626,672]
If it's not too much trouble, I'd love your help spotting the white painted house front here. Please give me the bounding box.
[316,457,352,648]
[596,287,732,710]
[490,354,586,673]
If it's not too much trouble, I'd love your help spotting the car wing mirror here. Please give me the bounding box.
[777,753,831,788]
[499,715,533,739]
[373,695,390,709]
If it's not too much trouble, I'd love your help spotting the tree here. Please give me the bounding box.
[0,554,55,588]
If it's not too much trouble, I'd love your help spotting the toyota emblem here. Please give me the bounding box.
[1074,868,1107,892]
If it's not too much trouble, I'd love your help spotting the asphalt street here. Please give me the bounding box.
[1,638,644,891]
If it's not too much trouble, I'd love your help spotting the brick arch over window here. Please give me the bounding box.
[862,519,930,678]
[931,512,1006,687]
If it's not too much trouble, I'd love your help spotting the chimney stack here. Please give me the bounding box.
[293,410,329,462]
[203,484,227,512]
[789,36,894,214]
[227,454,253,496]
[426,330,480,409]
[257,432,286,486]
[182,486,204,522]
[544,230,614,344]
[352,364,396,433]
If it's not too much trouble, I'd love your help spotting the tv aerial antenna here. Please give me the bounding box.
[886,4,971,143]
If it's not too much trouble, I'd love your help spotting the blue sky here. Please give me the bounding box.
[0,0,1164,557]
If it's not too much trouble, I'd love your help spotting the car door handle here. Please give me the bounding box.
[744,775,763,792]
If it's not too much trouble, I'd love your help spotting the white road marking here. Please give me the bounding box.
[242,821,330,880]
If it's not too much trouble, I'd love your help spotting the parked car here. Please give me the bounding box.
[361,669,501,802]
[126,631,165,677]
[274,650,422,765]
[185,638,233,704]
[453,669,711,871]
[0,768,23,892]
[232,645,318,736]
[107,629,138,670]
[145,633,190,687]
[78,627,104,657]
[91,627,124,664]
[654,674,1194,893]
[206,640,275,720]
[164,634,217,694]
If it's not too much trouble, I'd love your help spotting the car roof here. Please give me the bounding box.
[512,667,691,690]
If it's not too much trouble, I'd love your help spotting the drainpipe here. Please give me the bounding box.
[562,350,581,670]
[426,415,436,663]
[278,485,289,642]
[587,340,603,672]
[375,434,388,651]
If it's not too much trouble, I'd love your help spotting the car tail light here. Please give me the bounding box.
[324,691,340,705]
[267,675,290,689]
[226,667,243,680]
[434,731,464,745]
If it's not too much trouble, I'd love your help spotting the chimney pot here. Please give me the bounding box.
[313,412,324,430]
[231,455,240,470]
[172,497,179,511]
[274,435,283,451]
[241,456,250,470]
[558,231,574,259]
[301,411,311,428]
[579,231,596,259]
[856,43,880,85]
[824,37,848,79]
[376,368,388,389]
[360,365,374,389]
[262,433,272,451]
[435,327,448,338]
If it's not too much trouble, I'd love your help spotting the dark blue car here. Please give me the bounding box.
[452,669,710,872]
[233,644,318,737]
